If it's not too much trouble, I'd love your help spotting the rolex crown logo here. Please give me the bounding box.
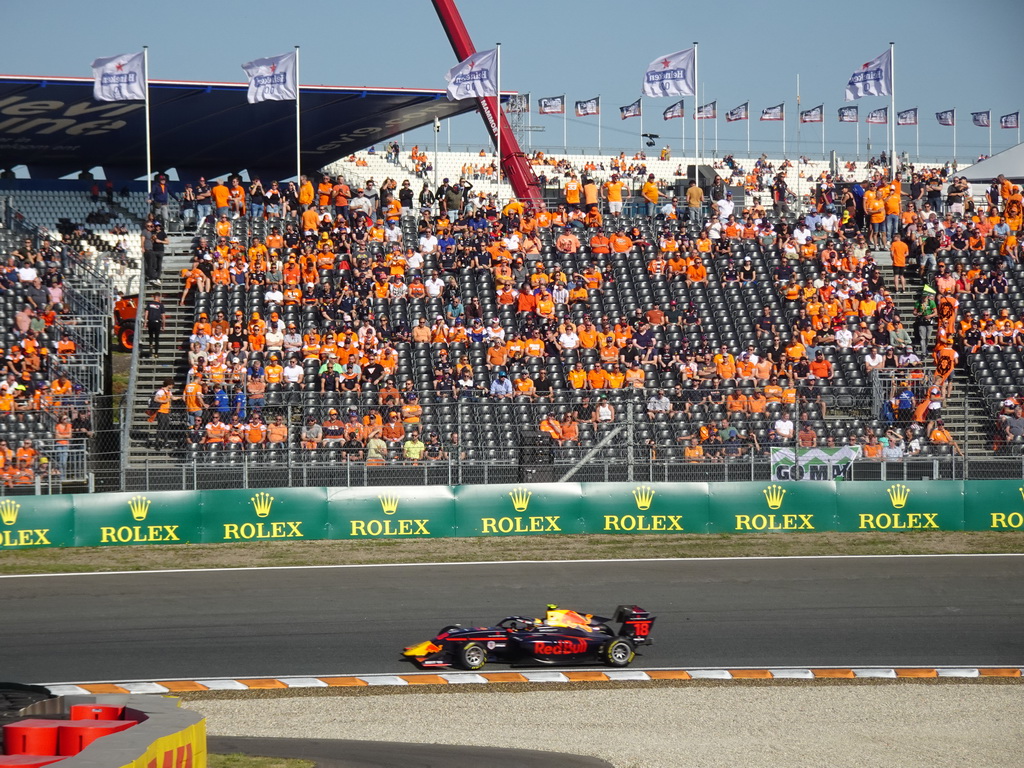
[378,494,400,515]
[129,495,151,522]
[763,484,786,510]
[1019,487,1023,503]
[887,484,911,509]
[632,485,655,511]
[251,492,274,518]
[0,499,19,526]
[509,487,532,513]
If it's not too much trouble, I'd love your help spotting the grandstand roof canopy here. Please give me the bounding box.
[0,75,477,180]
[957,142,1024,184]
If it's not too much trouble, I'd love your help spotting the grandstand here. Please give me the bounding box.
[1,144,1019,494]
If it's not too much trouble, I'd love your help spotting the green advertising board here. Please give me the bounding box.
[964,481,1024,531]
[73,490,202,547]
[708,481,838,534]
[327,486,455,539]
[0,495,74,549]
[835,481,965,532]
[200,487,328,544]
[455,483,586,536]
[580,482,709,534]
[0,480,1021,550]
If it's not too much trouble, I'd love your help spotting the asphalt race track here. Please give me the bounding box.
[4,555,1022,684]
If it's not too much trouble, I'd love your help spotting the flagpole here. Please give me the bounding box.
[597,94,602,154]
[682,100,686,161]
[988,114,992,158]
[142,46,152,191]
[639,102,643,151]
[953,110,957,166]
[693,42,700,166]
[782,103,786,158]
[496,42,502,200]
[294,45,301,183]
[714,108,718,157]
[856,120,860,162]
[889,42,896,179]
[915,120,919,160]
[563,95,567,153]
[796,76,801,213]
[822,108,826,160]
[700,84,705,159]
[746,110,749,158]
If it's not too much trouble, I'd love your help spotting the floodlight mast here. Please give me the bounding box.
[432,0,542,204]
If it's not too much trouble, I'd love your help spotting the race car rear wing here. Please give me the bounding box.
[613,605,656,645]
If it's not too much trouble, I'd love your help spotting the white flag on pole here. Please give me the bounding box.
[91,51,146,102]
[760,103,784,121]
[800,105,823,123]
[866,107,888,124]
[971,111,990,128]
[619,98,642,120]
[725,102,748,122]
[642,48,696,98]
[242,52,298,103]
[1001,112,1020,130]
[695,101,716,120]
[844,48,892,100]
[538,95,565,114]
[936,110,955,127]
[837,106,858,123]
[445,48,497,101]
[896,108,918,126]
[662,99,685,120]
[575,97,600,117]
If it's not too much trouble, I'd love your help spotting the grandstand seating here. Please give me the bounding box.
[6,149,1020,493]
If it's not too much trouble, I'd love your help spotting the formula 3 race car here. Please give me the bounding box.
[402,605,655,670]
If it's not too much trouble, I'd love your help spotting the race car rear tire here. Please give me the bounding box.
[602,638,635,667]
[457,642,488,671]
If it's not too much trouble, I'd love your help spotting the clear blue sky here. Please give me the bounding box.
[4,0,1021,163]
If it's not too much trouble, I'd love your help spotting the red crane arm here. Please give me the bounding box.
[431,0,542,204]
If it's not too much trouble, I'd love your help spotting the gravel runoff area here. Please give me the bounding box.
[189,682,1024,768]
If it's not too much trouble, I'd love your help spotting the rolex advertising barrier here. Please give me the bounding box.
[1,480,1023,549]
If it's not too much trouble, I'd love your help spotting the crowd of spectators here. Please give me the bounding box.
[153,149,1021,465]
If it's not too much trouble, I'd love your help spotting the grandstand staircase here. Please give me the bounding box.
[122,234,195,468]
[875,256,989,459]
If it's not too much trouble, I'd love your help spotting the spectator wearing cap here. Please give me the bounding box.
[322,409,346,446]
[490,370,513,399]
[715,191,735,223]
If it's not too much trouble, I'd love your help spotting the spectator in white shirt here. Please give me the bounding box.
[774,413,795,441]
[419,233,439,255]
[792,223,812,245]
[283,359,304,384]
[424,271,445,298]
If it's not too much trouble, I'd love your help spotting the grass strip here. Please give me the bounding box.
[2,531,1021,575]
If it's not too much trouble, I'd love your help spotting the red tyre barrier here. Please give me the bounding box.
[0,756,65,766]
[57,720,135,756]
[2,720,60,756]
[69,704,124,721]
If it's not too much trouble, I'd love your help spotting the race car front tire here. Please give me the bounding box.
[602,638,635,667]
[457,641,488,671]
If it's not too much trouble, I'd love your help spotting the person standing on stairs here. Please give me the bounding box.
[143,293,166,358]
